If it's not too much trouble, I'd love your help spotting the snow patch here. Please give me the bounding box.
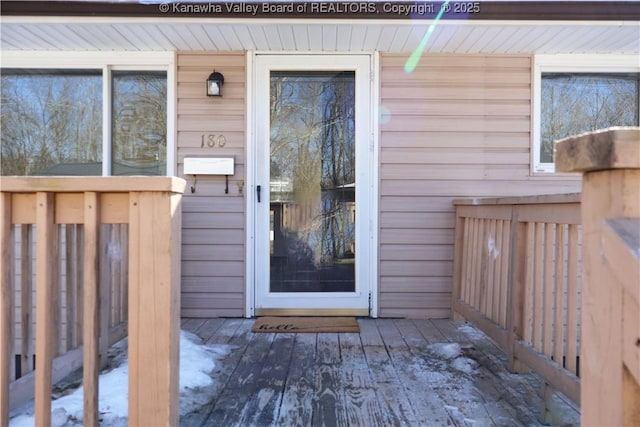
[452,357,478,374]
[457,323,487,341]
[427,342,462,360]
[10,330,232,427]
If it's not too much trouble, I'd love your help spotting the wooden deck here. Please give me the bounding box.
[179,318,579,426]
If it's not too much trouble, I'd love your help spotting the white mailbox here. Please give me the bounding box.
[184,157,234,175]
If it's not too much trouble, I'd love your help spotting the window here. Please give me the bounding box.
[0,53,174,176]
[1,69,103,175]
[112,71,167,175]
[533,55,640,173]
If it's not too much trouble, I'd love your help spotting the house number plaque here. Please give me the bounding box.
[201,134,226,148]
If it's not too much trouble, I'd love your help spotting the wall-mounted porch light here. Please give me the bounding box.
[206,71,224,96]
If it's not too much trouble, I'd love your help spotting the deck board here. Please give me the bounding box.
[361,342,420,425]
[375,319,455,426]
[180,318,579,427]
[313,333,345,427]
[338,333,389,427]
[277,333,316,426]
[207,332,273,426]
[239,333,295,426]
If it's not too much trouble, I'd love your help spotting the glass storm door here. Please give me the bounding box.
[254,55,372,315]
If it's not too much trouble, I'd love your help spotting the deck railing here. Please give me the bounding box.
[452,127,640,424]
[452,193,582,406]
[1,177,185,426]
[555,128,639,426]
[3,222,129,411]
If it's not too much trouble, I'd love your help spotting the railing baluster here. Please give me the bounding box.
[121,225,129,324]
[506,211,525,371]
[478,218,489,315]
[20,225,34,378]
[52,225,61,358]
[470,218,480,309]
[486,219,496,321]
[65,225,75,353]
[75,226,84,349]
[83,192,100,427]
[553,224,566,366]
[462,217,471,305]
[99,225,111,367]
[566,224,579,376]
[34,192,55,427]
[0,193,12,426]
[523,222,535,345]
[498,219,510,327]
[477,218,486,310]
[533,222,545,352]
[543,223,555,358]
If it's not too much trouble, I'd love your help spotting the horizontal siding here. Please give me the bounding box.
[381,117,530,133]
[380,245,454,261]
[382,86,531,101]
[182,245,244,261]
[378,53,581,319]
[381,148,530,164]
[382,164,531,180]
[381,261,453,277]
[182,277,244,293]
[380,277,451,293]
[177,51,246,318]
[382,132,530,148]
[182,212,245,229]
[380,308,451,318]
[381,180,579,197]
[182,228,244,244]
[380,228,453,245]
[382,99,532,117]
[381,212,454,228]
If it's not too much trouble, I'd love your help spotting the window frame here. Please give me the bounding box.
[532,54,640,174]
[1,51,176,176]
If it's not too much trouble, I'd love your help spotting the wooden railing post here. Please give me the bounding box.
[1,177,185,425]
[556,127,640,426]
[128,189,182,426]
[0,193,12,426]
[451,210,465,320]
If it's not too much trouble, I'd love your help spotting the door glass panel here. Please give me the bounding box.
[270,71,356,293]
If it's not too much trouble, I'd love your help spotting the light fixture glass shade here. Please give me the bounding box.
[207,80,220,96]
[206,71,224,96]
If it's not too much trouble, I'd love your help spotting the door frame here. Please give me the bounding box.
[245,51,379,318]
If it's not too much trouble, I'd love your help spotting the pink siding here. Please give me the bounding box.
[177,52,246,317]
[378,53,581,318]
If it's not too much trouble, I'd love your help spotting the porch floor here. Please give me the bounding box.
[179,318,579,426]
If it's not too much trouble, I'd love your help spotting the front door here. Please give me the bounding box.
[253,54,374,316]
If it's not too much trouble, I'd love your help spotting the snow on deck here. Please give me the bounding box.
[181,318,579,426]
[9,318,579,426]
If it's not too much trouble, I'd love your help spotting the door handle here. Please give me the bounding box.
[257,185,261,203]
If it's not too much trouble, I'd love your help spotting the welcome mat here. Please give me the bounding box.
[252,316,360,333]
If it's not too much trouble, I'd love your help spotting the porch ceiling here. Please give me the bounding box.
[1,18,639,54]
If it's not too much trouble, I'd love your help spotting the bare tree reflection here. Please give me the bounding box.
[269,71,356,292]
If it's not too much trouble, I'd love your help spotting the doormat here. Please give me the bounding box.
[252,316,360,333]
